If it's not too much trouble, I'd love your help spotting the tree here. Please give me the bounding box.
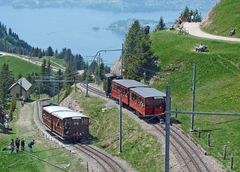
[123,20,141,79]
[181,6,190,21]
[0,64,14,110]
[46,46,54,56]
[123,20,157,81]
[156,16,165,31]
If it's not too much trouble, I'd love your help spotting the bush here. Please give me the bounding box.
[9,98,16,121]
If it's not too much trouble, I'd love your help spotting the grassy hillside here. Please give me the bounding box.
[72,92,163,172]
[0,102,85,172]
[151,31,240,171]
[0,55,41,77]
[201,0,240,38]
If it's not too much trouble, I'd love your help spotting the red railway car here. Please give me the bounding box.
[42,106,89,141]
[111,79,147,105]
[129,87,166,117]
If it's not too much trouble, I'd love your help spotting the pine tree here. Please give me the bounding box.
[181,6,190,21]
[156,16,165,31]
[46,46,54,56]
[123,20,157,81]
[0,64,14,110]
[124,20,141,79]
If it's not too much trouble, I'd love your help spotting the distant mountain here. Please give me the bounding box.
[0,0,218,12]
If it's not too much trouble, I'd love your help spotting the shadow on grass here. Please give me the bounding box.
[171,118,182,125]
[214,118,240,125]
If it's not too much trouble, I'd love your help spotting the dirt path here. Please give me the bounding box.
[16,103,35,137]
[184,22,240,43]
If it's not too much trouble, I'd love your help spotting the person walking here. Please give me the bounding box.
[28,140,35,152]
[15,138,20,153]
[9,139,15,154]
[20,138,25,151]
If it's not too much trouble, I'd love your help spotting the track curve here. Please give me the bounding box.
[35,100,127,172]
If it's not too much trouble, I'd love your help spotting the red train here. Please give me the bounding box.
[42,105,89,141]
[105,75,166,118]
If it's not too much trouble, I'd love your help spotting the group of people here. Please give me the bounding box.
[9,138,35,153]
[196,43,208,52]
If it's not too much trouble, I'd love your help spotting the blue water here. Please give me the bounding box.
[0,7,209,65]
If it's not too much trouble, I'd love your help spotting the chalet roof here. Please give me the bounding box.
[112,79,147,88]
[9,77,32,91]
[130,87,166,98]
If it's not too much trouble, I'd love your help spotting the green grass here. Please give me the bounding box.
[201,0,240,38]
[151,31,240,171]
[43,56,65,67]
[0,102,86,172]
[72,92,163,172]
[30,56,65,69]
[0,55,41,77]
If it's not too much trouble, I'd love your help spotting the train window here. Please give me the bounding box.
[56,119,60,127]
[73,120,80,126]
[65,120,71,129]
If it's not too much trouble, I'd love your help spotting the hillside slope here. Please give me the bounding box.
[201,0,240,38]
[151,31,240,171]
[0,22,33,55]
[0,55,41,76]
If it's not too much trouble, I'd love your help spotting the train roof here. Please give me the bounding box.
[52,111,89,120]
[112,79,147,88]
[130,87,166,98]
[105,73,115,78]
[43,106,72,114]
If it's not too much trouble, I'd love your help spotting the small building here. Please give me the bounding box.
[9,77,32,100]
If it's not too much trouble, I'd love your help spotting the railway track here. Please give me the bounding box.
[78,83,212,171]
[74,144,125,172]
[35,100,126,172]
[78,82,106,97]
[153,124,210,172]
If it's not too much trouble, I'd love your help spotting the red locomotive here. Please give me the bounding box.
[106,76,166,118]
[42,106,89,141]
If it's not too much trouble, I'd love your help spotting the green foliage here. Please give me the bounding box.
[0,21,33,55]
[201,0,240,38]
[62,85,73,100]
[0,103,86,172]
[73,92,163,172]
[0,63,14,110]
[155,16,165,31]
[9,98,16,121]
[46,46,54,56]
[124,20,157,81]
[151,31,240,171]
[180,6,202,22]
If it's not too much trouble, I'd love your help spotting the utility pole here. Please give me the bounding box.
[119,95,123,153]
[86,67,89,97]
[57,79,60,104]
[190,64,197,131]
[74,76,76,92]
[121,43,124,78]
[143,72,146,84]
[97,53,101,85]
[165,85,171,172]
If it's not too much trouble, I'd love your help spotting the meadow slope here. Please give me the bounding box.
[151,31,240,171]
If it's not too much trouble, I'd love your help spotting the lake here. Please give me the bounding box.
[0,6,210,65]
